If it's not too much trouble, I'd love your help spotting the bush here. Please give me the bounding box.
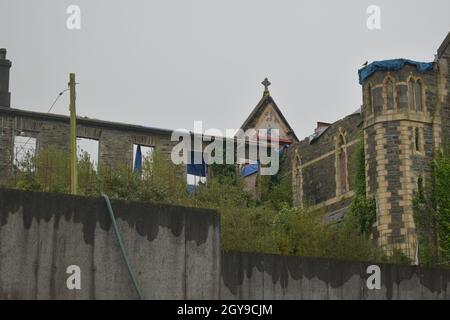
[10,145,386,263]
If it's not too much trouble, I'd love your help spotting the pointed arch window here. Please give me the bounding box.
[336,133,348,195]
[408,78,415,110]
[414,80,423,112]
[366,83,373,115]
[385,78,394,111]
[408,77,425,112]
[292,155,303,206]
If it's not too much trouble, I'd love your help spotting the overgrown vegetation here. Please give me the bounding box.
[413,149,450,267]
[347,135,377,235]
[7,145,386,262]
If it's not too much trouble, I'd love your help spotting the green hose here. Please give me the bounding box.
[101,193,145,300]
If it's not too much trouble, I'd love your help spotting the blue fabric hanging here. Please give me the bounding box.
[358,59,433,84]
[241,162,259,177]
[134,145,142,173]
[187,151,206,177]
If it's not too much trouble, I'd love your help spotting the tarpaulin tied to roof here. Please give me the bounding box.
[358,59,433,84]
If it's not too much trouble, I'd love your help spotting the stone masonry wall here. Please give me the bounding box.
[362,64,439,259]
[0,108,178,185]
[292,114,361,210]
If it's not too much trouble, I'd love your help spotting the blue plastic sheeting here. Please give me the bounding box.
[241,146,288,177]
[187,151,206,177]
[241,162,259,177]
[133,145,142,173]
[359,59,433,84]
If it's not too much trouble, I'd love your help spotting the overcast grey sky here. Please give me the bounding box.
[1,0,449,140]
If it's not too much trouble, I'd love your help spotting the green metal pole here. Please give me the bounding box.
[69,73,78,195]
[101,193,145,300]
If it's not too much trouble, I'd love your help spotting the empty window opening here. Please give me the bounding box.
[414,127,423,153]
[77,138,99,171]
[14,133,37,171]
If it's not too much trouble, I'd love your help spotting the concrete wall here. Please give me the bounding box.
[220,251,450,300]
[1,188,450,300]
[0,188,221,299]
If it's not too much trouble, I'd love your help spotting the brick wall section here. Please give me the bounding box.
[0,108,179,185]
[99,129,133,168]
[38,121,70,152]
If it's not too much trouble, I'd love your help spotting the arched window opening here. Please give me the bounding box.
[336,134,348,195]
[415,80,423,112]
[292,155,303,206]
[409,78,425,112]
[414,127,423,153]
[366,84,373,115]
[386,79,394,110]
[408,78,415,110]
[415,127,420,152]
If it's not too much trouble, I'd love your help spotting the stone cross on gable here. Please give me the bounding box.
[262,78,271,97]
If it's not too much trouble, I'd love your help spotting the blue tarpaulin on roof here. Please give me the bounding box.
[358,59,433,84]
[241,146,288,177]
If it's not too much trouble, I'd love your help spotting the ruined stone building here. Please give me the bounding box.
[1,33,449,259]
[236,32,450,259]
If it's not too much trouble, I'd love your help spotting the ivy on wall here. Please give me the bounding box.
[347,133,377,236]
[413,149,450,267]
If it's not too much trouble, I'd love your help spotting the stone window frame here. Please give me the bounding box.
[292,150,303,207]
[382,75,397,113]
[13,129,38,172]
[413,126,425,155]
[335,128,349,196]
[406,75,427,113]
[364,81,374,116]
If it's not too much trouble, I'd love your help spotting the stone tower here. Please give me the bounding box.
[360,33,450,259]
